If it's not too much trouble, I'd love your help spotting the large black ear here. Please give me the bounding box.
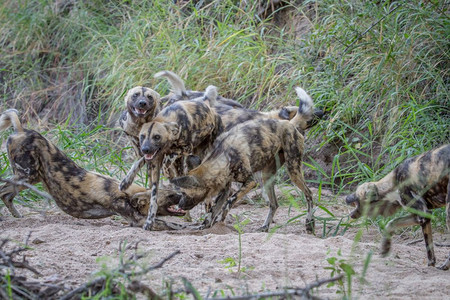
[367,183,379,201]
[165,122,180,137]
[278,107,290,120]
[171,175,205,188]
[185,155,201,171]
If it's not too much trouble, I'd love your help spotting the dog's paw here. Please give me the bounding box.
[305,218,315,234]
[183,211,192,222]
[257,225,269,232]
[380,238,391,257]
[130,192,150,207]
[188,224,206,230]
[437,261,450,271]
[142,219,154,231]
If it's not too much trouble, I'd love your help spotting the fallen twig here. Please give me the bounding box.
[406,239,422,246]
[205,275,344,300]
[406,239,450,248]
[0,233,65,299]
[60,243,181,300]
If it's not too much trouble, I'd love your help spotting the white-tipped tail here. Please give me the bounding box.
[154,70,186,96]
[0,109,23,132]
[204,85,218,107]
[295,87,314,115]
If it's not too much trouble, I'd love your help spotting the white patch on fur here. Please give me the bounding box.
[204,85,218,107]
[295,87,314,115]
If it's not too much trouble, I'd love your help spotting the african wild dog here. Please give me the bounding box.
[156,72,324,205]
[0,109,185,227]
[155,70,324,131]
[118,86,161,157]
[346,144,450,270]
[119,86,224,230]
[155,70,243,109]
[171,88,316,233]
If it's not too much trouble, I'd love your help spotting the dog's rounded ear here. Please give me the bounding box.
[171,176,205,188]
[165,122,180,137]
[278,107,290,120]
[366,183,379,201]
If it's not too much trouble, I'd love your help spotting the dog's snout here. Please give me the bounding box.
[345,194,357,205]
[138,99,147,108]
[314,109,325,120]
[141,146,150,154]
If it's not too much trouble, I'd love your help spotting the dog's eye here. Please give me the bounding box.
[153,135,161,141]
[133,93,139,99]
[146,95,153,101]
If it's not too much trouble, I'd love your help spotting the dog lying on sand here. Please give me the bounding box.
[0,109,185,229]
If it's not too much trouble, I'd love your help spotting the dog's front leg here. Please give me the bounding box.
[202,185,230,228]
[119,157,145,191]
[0,176,28,218]
[380,214,418,257]
[143,161,161,231]
[286,162,315,234]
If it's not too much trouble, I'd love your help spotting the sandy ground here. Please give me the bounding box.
[1,187,449,299]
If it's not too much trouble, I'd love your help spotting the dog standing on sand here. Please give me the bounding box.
[346,144,450,270]
[119,86,223,230]
[118,86,161,157]
[171,88,317,233]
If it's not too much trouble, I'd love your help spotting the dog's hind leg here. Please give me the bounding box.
[212,180,256,225]
[0,176,28,218]
[446,179,450,232]
[285,162,314,234]
[259,168,278,232]
[283,135,314,233]
[254,172,270,205]
[120,157,145,191]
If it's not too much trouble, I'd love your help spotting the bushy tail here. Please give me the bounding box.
[0,109,23,132]
[203,85,218,107]
[154,70,187,96]
[295,87,314,116]
[289,87,316,131]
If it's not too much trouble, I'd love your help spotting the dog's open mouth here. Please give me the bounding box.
[345,194,361,219]
[134,107,148,116]
[167,204,186,216]
[349,204,361,219]
[144,149,159,161]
